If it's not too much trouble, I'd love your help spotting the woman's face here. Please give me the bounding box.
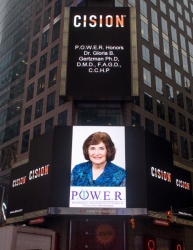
[88,141,107,166]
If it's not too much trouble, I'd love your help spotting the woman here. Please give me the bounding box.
[71,132,126,186]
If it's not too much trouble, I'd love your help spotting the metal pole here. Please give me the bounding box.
[0,185,5,222]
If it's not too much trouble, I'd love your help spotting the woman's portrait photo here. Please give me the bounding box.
[70,127,126,187]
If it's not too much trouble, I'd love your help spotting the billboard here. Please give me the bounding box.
[66,7,131,99]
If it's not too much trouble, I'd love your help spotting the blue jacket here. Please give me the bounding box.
[71,161,126,187]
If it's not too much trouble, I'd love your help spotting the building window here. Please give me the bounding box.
[43,7,51,27]
[175,70,181,86]
[48,67,57,87]
[45,0,52,5]
[157,99,165,119]
[155,76,163,94]
[171,27,177,43]
[151,8,158,26]
[41,29,49,50]
[177,2,182,14]
[168,107,176,126]
[160,0,166,14]
[26,83,34,101]
[179,113,186,131]
[33,124,41,138]
[154,54,161,71]
[176,91,184,108]
[58,110,67,126]
[170,131,178,154]
[36,0,42,14]
[21,130,30,153]
[151,0,156,5]
[37,75,45,95]
[39,53,47,72]
[24,106,32,125]
[181,137,189,159]
[180,34,186,51]
[169,9,175,22]
[161,17,168,35]
[173,46,180,65]
[163,38,170,58]
[54,0,62,18]
[158,124,166,139]
[184,76,191,93]
[35,99,43,119]
[128,0,135,6]
[186,97,193,115]
[141,20,149,41]
[145,118,154,133]
[166,84,174,102]
[188,42,193,57]
[29,61,36,79]
[31,38,39,58]
[131,110,141,127]
[165,62,172,78]
[144,92,153,113]
[140,0,147,17]
[184,10,190,23]
[45,117,54,132]
[182,54,189,72]
[188,118,193,135]
[169,0,173,6]
[142,45,150,63]
[143,68,151,87]
[187,25,192,38]
[52,20,60,41]
[178,17,184,31]
[152,29,160,50]
[46,91,55,112]
[33,17,41,36]
[50,44,59,64]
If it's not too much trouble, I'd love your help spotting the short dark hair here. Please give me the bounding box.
[83,132,116,161]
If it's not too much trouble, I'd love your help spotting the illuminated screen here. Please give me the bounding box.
[66,7,131,99]
[70,126,126,208]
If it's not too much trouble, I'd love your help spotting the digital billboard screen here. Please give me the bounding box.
[66,7,131,99]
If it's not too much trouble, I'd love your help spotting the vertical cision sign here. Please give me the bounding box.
[66,7,131,98]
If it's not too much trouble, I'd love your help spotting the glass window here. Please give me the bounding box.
[160,0,166,14]
[166,84,174,102]
[188,118,193,135]
[152,29,160,49]
[169,9,175,22]
[184,76,191,93]
[171,27,177,43]
[140,0,147,17]
[145,118,154,133]
[151,8,158,26]
[184,10,190,23]
[43,7,51,27]
[175,69,181,86]
[26,83,34,101]
[157,99,165,119]
[39,53,47,72]
[169,0,173,6]
[168,106,176,126]
[21,130,30,153]
[144,92,153,113]
[176,90,184,108]
[191,3,193,13]
[54,0,62,18]
[165,62,172,78]
[177,2,182,14]
[142,45,150,63]
[143,68,151,87]
[35,99,43,119]
[141,20,149,41]
[151,0,156,5]
[24,106,32,125]
[188,42,193,57]
[155,76,163,94]
[179,113,186,131]
[31,38,39,58]
[128,0,135,7]
[33,124,41,138]
[37,75,45,94]
[191,59,193,77]
[186,25,192,38]
[45,0,52,6]
[58,110,67,126]
[173,46,180,65]
[178,18,184,30]
[48,67,57,87]
[163,38,170,58]
[180,34,186,51]
[29,61,36,79]
[161,17,168,35]
[41,29,49,50]
[46,91,55,112]
[170,131,178,154]
[33,17,41,36]
[181,136,189,159]
[183,0,188,8]
[45,117,54,132]
[131,110,141,127]
[158,124,166,139]
[36,0,42,14]
[182,54,189,72]
[52,20,60,41]
[154,54,161,71]
[50,44,59,64]
[186,97,193,115]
